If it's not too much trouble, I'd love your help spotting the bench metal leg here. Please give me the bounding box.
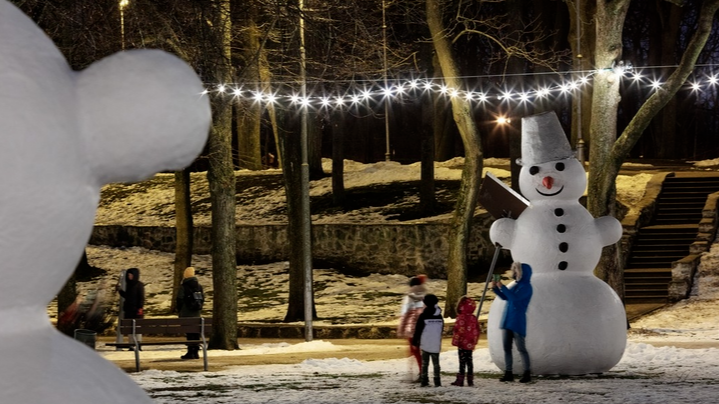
[202,342,208,371]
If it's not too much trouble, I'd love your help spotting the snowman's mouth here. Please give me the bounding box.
[536,186,564,196]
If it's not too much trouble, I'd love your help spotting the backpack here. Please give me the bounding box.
[184,282,204,312]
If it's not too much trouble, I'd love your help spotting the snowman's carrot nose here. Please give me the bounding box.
[542,176,554,189]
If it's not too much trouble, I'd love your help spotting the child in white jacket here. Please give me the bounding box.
[412,294,444,387]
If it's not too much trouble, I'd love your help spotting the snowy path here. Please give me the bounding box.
[131,341,719,404]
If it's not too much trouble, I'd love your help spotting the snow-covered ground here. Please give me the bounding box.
[85,158,719,403]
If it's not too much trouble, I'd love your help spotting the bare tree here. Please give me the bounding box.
[586,0,719,296]
[205,0,239,350]
[171,168,193,314]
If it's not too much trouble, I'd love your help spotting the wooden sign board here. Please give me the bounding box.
[478,171,530,219]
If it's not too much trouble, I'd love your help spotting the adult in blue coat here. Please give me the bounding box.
[492,262,533,383]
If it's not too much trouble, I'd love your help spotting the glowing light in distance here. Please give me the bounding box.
[496,116,511,125]
[650,80,662,91]
[320,97,331,107]
[709,75,718,85]
[361,90,371,100]
[290,94,300,104]
[690,82,701,92]
[449,89,459,98]
[217,84,226,93]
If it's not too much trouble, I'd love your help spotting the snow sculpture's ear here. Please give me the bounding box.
[77,49,210,185]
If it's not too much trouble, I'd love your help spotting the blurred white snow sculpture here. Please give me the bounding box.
[0,1,210,402]
[487,111,626,375]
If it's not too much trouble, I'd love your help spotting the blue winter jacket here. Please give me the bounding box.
[493,263,533,336]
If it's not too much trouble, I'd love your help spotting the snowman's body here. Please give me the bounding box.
[488,122,627,375]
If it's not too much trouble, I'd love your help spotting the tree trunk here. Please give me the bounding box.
[427,0,484,318]
[171,168,193,314]
[648,2,682,158]
[235,2,264,170]
[587,0,630,297]
[420,95,436,214]
[331,109,346,206]
[279,109,317,322]
[207,0,238,350]
[588,0,719,299]
[308,113,325,180]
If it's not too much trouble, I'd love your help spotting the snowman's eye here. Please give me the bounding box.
[529,166,540,175]
[555,162,565,171]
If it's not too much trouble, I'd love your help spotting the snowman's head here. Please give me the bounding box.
[0,0,210,309]
[519,157,586,201]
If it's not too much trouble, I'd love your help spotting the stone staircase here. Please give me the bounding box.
[624,175,719,303]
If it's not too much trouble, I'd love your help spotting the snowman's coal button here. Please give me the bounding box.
[557,224,566,233]
[558,261,568,270]
[554,208,564,216]
[559,242,569,253]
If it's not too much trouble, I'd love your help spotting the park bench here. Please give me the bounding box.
[105,317,212,371]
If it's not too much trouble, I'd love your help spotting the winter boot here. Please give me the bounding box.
[499,371,514,382]
[420,377,430,387]
[467,374,474,387]
[450,374,465,386]
[519,371,532,383]
[191,346,201,359]
[434,377,442,387]
[181,346,198,360]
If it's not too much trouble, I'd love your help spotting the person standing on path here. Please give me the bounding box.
[412,293,444,387]
[450,295,480,386]
[492,262,533,383]
[117,267,145,350]
[397,275,427,379]
[176,266,204,360]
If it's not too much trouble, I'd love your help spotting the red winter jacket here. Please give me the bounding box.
[451,296,480,350]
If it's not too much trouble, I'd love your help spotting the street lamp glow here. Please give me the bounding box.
[496,116,511,125]
[119,0,130,9]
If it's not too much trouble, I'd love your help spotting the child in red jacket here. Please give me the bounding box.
[450,295,480,386]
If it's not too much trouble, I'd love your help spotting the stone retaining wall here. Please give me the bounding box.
[90,215,498,279]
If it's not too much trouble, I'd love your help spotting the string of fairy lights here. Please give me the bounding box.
[201,63,719,118]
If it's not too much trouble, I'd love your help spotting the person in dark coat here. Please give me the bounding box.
[412,294,444,387]
[492,262,533,383]
[176,267,203,360]
[117,267,145,349]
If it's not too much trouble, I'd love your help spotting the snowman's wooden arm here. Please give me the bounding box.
[489,218,515,250]
[595,215,623,246]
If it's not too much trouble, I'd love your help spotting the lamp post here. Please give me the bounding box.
[119,0,129,50]
[382,0,391,161]
[299,0,313,343]
[574,0,585,164]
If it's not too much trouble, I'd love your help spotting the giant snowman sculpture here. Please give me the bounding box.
[487,111,626,375]
[1,1,210,403]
